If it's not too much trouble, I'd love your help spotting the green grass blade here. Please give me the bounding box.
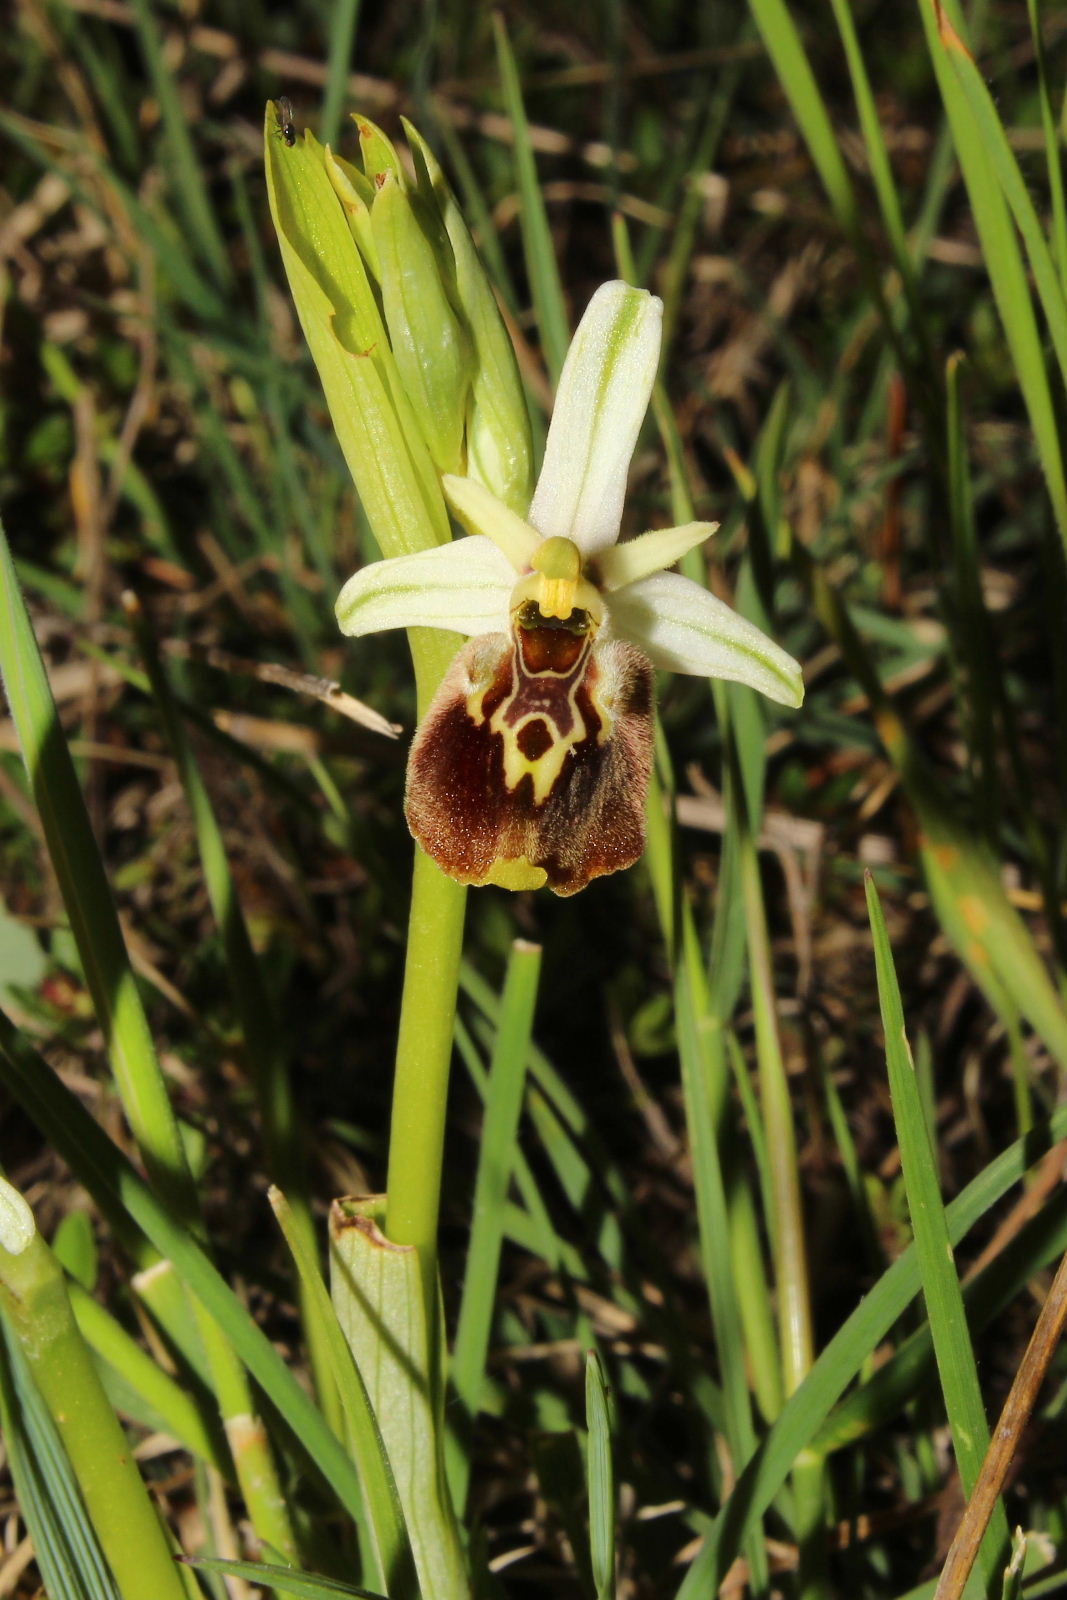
[319,0,363,152]
[941,24,1067,387]
[826,0,930,360]
[743,0,858,237]
[585,1350,615,1600]
[448,938,541,1511]
[0,1009,367,1530]
[0,518,193,1219]
[673,1101,1067,1594]
[0,1321,121,1600]
[491,14,570,384]
[1025,0,1067,288]
[645,748,770,1594]
[814,1190,1067,1454]
[865,871,1010,1586]
[184,1558,386,1599]
[125,0,231,286]
[916,0,1067,552]
[127,597,338,1427]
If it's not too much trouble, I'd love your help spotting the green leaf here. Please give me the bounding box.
[184,1557,387,1600]
[866,870,1010,1586]
[585,1350,616,1600]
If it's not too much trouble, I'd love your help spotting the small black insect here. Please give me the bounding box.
[276,97,296,147]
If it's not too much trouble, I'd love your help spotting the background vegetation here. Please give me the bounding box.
[0,0,1064,1596]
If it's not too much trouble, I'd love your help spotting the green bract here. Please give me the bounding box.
[264,102,533,558]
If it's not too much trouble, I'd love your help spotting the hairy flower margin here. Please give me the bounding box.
[265,107,802,896]
[339,283,803,894]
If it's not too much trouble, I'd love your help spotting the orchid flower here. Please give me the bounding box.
[337,281,803,896]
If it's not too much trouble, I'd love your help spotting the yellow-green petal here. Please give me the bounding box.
[594,521,718,591]
[442,474,540,570]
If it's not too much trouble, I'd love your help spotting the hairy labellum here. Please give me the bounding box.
[405,616,654,896]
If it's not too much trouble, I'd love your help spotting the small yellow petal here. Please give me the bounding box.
[478,857,549,891]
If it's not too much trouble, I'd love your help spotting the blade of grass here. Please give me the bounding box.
[319,0,363,152]
[673,1100,1067,1594]
[0,518,295,1556]
[447,938,542,1513]
[491,14,569,383]
[915,0,1067,552]
[126,593,339,1430]
[124,0,231,286]
[865,870,1010,1588]
[183,1559,387,1599]
[939,20,1067,389]
[586,1350,616,1600]
[0,1009,366,1531]
[645,743,771,1596]
[0,519,190,1215]
[1025,0,1067,289]
[814,1187,1067,1454]
[934,1248,1067,1600]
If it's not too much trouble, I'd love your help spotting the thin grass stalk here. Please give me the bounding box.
[1025,0,1067,289]
[915,0,1067,553]
[127,594,339,1430]
[447,938,542,1513]
[320,0,363,151]
[0,1010,366,1530]
[674,1101,1067,1595]
[124,0,231,287]
[736,798,827,1597]
[491,14,569,383]
[645,750,771,1597]
[933,1247,1067,1600]
[866,872,1011,1588]
[0,523,296,1557]
[585,1350,616,1600]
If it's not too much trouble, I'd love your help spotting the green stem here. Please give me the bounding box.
[0,1233,190,1600]
[385,846,467,1323]
[383,631,469,1329]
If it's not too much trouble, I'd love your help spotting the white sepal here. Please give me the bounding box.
[528,282,662,558]
[335,536,514,638]
[606,571,804,707]
[594,521,717,592]
[441,474,540,571]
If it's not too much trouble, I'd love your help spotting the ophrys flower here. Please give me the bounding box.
[338,281,803,894]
